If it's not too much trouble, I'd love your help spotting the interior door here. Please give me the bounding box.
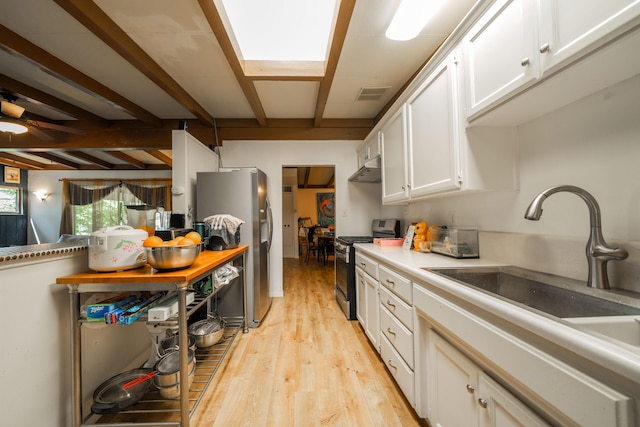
[282,186,295,258]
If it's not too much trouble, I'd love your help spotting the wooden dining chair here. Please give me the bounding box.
[306,226,320,263]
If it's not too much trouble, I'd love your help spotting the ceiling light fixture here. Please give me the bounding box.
[386,0,445,41]
[0,121,28,134]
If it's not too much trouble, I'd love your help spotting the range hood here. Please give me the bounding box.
[348,156,381,183]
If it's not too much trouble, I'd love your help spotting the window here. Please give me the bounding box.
[61,179,171,236]
[72,186,142,235]
[0,186,21,214]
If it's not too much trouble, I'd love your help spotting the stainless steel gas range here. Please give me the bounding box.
[334,219,401,320]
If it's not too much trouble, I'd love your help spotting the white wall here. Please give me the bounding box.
[171,130,220,228]
[28,170,171,244]
[403,74,640,290]
[219,139,383,297]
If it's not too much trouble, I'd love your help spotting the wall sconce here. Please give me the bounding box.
[33,190,50,201]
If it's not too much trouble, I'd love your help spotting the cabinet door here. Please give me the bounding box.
[428,330,478,427]
[407,53,461,197]
[356,267,366,326]
[364,272,380,351]
[464,0,538,118]
[538,0,640,73]
[478,372,550,427]
[381,106,409,204]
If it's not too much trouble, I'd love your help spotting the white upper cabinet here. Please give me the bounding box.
[538,0,640,73]
[381,106,409,204]
[463,0,538,118]
[464,0,640,121]
[357,132,381,169]
[407,53,461,198]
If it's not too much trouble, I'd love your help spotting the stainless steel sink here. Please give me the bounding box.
[425,266,640,319]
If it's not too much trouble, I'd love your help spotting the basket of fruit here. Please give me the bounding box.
[143,232,203,270]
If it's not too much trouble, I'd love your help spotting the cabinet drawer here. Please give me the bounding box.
[380,334,415,406]
[355,252,378,280]
[379,264,412,303]
[380,305,414,369]
[380,285,413,331]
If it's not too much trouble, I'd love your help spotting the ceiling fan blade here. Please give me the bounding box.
[25,124,55,141]
[27,119,86,135]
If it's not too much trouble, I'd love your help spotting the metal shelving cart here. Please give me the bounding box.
[57,247,248,427]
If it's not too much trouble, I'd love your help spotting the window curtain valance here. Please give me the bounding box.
[60,178,172,235]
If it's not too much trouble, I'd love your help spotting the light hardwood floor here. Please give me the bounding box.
[190,257,424,427]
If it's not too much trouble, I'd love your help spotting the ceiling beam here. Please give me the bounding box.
[198,0,267,127]
[105,151,146,169]
[28,151,79,169]
[314,0,356,127]
[66,151,114,169]
[53,0,215,127]
[0,152,47,169]
[146,150,172,167]
[0,74,107,127]
[0,24,162,127]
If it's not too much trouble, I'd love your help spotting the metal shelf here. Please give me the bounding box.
[64,250,247,427]
[83,316,244,426]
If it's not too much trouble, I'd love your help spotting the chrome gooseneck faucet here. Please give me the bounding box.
[524,185,628,289]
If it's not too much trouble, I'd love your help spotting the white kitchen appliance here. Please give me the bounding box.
[88,225,148,272]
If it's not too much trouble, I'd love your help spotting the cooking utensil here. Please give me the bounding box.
[121,348,195,390]
[91,368,153,414]
[88,226,147,272]
[146,245,201,270]
[159,333,197,355]
[188,316,226,348]
[126,205,157,236]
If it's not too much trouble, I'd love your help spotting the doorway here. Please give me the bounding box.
[281,165,335,260]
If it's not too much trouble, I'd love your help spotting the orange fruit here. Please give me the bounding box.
[180,238,196,246]
[143,236,164,247]
[166,238,181,246]
[185,231,202,245]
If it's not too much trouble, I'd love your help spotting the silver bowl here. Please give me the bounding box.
[146,245,200,270]
[188,317,226,348]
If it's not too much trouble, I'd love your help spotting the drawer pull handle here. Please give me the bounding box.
[539,43,550,53]
[521,57,530,67]
[387,327,396,335]
[387,300,396,308]
[466,384,475,393]
[386,279,395,286]
[478,398,488,409]
[388,359,396,369]
[360,262,366,267]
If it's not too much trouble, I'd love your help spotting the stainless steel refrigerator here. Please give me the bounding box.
[196,167,273,328]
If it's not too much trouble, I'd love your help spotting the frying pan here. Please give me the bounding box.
[91,368,153,414]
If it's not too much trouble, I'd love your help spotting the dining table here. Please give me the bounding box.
[316,233,335,265]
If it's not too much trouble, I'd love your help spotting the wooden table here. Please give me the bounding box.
[57,246,248,427]
[316,235,335,265]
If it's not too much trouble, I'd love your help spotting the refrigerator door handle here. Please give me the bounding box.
[266,197,273,252]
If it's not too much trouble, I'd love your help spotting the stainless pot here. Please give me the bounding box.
[152,348,195,388]
[155,365,196,399]
[188,316,226,348]
[159,334,197,355]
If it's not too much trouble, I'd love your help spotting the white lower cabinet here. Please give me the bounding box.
[428,330,548,427]
[378,263,415,406]
[380,334,415,406]
[414,283,633,427]
[355,251,380,351]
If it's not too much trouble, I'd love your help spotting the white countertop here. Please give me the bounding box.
[355,243,640,389]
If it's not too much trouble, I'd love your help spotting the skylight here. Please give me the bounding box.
[219,0,339,77]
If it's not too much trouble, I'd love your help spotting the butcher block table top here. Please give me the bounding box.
[56,245,248,287]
